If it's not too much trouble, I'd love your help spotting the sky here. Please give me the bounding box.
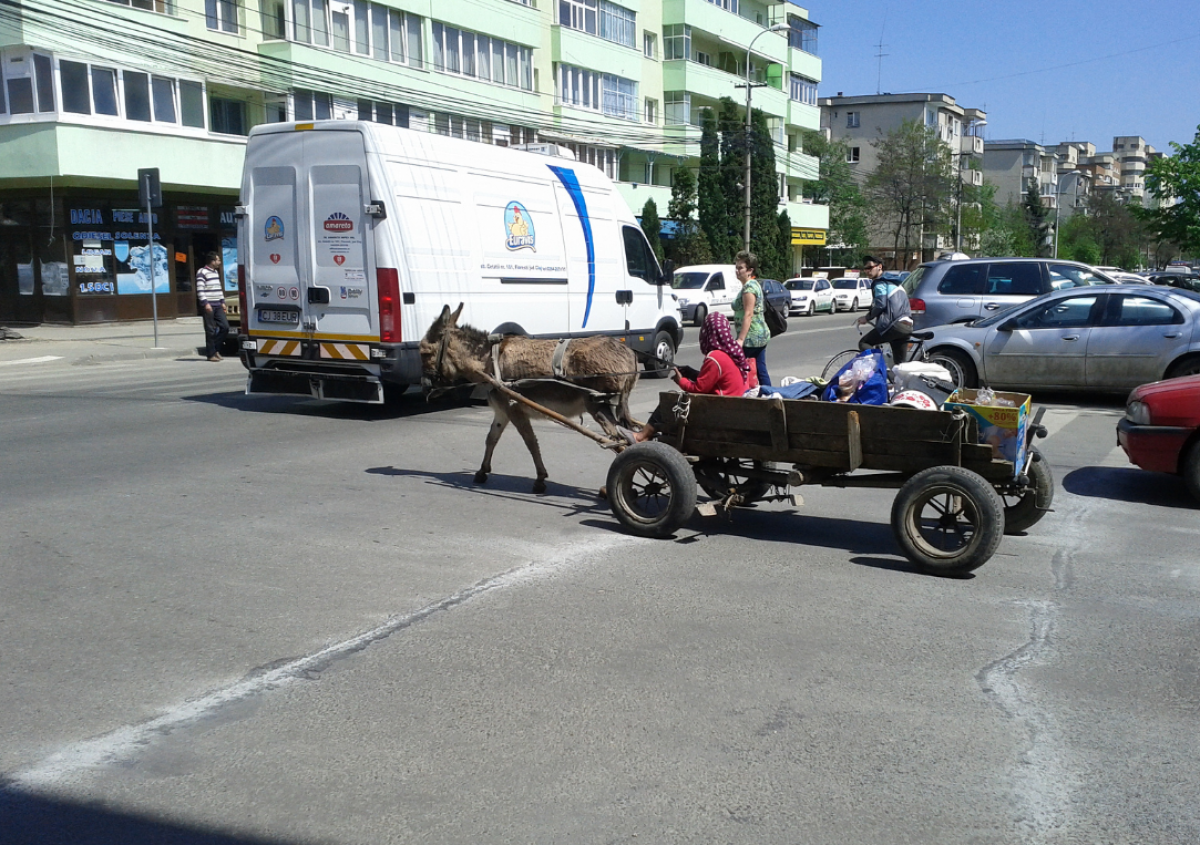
[809,0,1200,154]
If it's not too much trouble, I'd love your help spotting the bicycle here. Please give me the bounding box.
[821,323,966,390]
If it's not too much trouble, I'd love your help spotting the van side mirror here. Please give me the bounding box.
[658,259,676,285]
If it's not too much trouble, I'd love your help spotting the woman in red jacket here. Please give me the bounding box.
[624,312,755,443]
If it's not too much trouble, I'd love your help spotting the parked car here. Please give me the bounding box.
[902,257,1116,330]
[830,276,872,312]
[758,278,791,326]
[1106,271,1153,285]
[784,277,834,316]
[670,264,737,326]
[922,284,1200,392]
[1118,374,1200,502]
[1149,272,1200,292]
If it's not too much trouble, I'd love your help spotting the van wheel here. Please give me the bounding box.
[692,304,707,327]
[645,331,675,379]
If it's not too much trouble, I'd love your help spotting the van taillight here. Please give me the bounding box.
[237,265,248,327]
[377,268,401,343]
[909,297,926,314]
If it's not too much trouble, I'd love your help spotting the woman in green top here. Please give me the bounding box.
[731,250,771,386]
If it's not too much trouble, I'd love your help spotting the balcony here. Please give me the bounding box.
[959,135,983,155]
[959,169,983,186]
[662,59,788,119]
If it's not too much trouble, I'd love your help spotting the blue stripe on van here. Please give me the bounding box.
[547,166,595,328]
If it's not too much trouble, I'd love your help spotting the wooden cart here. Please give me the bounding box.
[604,392,1053,575]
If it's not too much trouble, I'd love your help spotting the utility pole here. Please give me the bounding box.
[737,23,788,254]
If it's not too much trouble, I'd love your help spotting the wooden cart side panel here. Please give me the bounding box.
[656,393,980,471]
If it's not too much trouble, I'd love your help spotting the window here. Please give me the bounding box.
[986,263,1043,296]
[123,71,152,122]
[644,32,657,59]
[433,24,531,90]
[559,0,597,34]
[664,91,689,125]
[663,24,690,61]
[1106,295,1182,326]
[210,95,247,135]
[32,54,54,112]
[104,0,174,11]
[598,1,635,48]
[357,99,408,127]
[1048,264,1106,289]
[937,264,986,295]
[293,89,332,120]
[644,97,657,125]
[205,0,238,34]
[1011,295,1100,330]
[262,0,287,38]
[789,73,817,105]
[846,146,860,163]
[846,111,859,128]
[180,80,205,126]
[705,0,738,11]
[788,16,817,54]
[151,76,176,122]
[622,225,657,281]
[92,68,119,116]
[60,61,91,114]
[557,64,637,121]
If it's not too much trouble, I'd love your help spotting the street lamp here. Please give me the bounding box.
[740,22,789,253]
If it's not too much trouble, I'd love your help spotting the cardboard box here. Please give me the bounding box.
[945,388,1032,476]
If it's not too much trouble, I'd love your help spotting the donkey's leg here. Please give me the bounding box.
[476,397,510,485]
[507,404,550,494]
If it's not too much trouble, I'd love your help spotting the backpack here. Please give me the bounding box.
[764,303,787,337]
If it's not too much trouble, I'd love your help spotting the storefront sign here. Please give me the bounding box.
[176,205,210,229]
[791,227,828,246]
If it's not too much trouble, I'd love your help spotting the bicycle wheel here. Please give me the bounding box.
[821,348,861,381]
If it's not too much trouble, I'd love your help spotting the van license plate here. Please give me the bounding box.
[258,309,300,324]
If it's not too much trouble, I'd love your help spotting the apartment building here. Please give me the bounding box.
[980,139,1059,212]
[818,92,986,264]
[0,0,827,325]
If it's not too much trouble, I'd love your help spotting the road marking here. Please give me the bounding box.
[0,355,63,367]
[5,534,634,790]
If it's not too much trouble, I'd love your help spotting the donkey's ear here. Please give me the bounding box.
[450,302,464,327]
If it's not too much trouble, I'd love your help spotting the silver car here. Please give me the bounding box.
[902,257,1115,330]
[924,284,1200,392]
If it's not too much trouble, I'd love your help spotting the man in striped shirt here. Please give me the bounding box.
[197,251,229,362]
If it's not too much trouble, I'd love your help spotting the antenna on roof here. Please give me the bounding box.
[875,15,889,95]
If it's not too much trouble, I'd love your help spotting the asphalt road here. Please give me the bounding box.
[2,315,1198,845]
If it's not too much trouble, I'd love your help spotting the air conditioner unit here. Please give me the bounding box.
[5,53,32,78]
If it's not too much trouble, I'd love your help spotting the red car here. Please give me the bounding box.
[1117,374,1200,501]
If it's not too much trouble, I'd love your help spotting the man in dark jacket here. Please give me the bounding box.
[855,256,913,364]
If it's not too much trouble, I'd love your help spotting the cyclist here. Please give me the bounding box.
[854,256,913,365]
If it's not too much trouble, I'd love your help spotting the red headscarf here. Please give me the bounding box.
[698,312,751,380]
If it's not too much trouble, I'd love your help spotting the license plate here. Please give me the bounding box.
[258,309,299,324]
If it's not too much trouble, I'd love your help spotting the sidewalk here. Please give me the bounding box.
[0,317,214,365]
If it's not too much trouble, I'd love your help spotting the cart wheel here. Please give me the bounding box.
[694,458,773,505]
[891,465,1004,575]
[607,442,697,538]
[998,447,1054,534]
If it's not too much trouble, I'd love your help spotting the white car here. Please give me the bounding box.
[784,277,834,316]
[670,264,738,326]
[831,276,873,312]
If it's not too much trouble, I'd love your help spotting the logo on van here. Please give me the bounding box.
[324,212,354,233]
[264,216,284,241]
[504,202,535,252]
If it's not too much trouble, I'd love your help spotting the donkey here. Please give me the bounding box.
[420,303,641,493]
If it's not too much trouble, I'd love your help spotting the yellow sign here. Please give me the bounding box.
[791,227,827,246]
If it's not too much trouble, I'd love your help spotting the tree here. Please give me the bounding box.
[639,198,664,262]
[1057,213,1101,264]
[979,202,1036,257]
[716,97,746,260]
[776,209,794,278]
[666,165,714,267]
[1140,124,1200,258]
[1090,191,1144,267]
[1023,183,1051,257]
[697,107,735,262]
[749,109,785,277]
[958,181,999,254]
[864,119,955,268]
[800,128,868,267]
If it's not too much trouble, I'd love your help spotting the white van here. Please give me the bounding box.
[235,121,681,403]
[670,264,738,326]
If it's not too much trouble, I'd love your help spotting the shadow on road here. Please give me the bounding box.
[365,465,612,517]
[1063,466,1197,510]
[0,786,289,845]
[183,388,469,421]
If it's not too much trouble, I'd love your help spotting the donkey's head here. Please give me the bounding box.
[419,302,490,385]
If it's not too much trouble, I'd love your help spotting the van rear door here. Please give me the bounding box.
[304,132,375,346]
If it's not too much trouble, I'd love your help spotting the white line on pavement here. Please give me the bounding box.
[0,356,63,367]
